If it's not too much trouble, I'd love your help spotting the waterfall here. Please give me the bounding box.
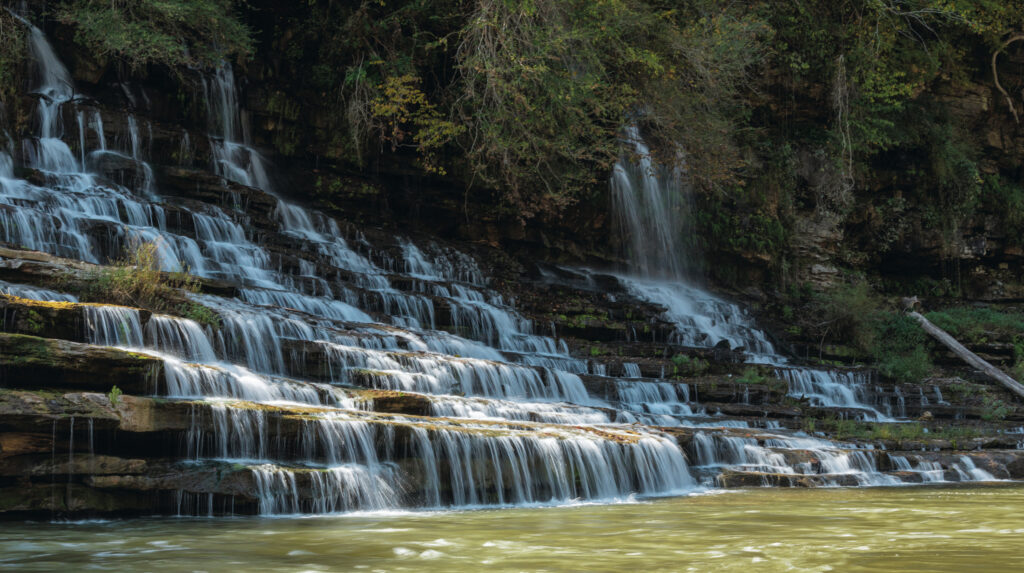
[25,24,80,176]
[85,306,145,348]
[204,63,275,192]
[611,125,693,280]
[0,279,78,302]
[608,128,890,418]
[0,22,998,520]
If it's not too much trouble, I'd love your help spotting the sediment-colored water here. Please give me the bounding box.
[2,484,1021,572]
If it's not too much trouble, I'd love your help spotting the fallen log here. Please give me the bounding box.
[909,311,1024,400]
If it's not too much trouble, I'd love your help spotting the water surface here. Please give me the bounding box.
[2,484,1021,572]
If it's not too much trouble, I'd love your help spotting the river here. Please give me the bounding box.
[2,484,1021,572]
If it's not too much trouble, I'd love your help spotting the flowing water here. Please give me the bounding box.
[0,21,1012,521]
[0,484,1021,572]
[608,127,895,419]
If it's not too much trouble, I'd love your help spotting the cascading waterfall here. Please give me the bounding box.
[611,125,693,280]
[607,128,891,419]
[1,29,702,514]
[0,23,1000,518]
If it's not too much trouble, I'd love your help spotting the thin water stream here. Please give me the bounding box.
[1,484,1020,572]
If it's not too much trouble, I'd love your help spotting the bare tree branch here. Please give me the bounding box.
[992,32,1024,124]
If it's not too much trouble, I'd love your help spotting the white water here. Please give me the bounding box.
[607,127,892,421]
[0,26,997,517]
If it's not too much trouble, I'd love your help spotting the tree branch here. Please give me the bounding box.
[992,32,1024,124]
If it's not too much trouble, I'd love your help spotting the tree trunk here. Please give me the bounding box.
[909,311,1024,400]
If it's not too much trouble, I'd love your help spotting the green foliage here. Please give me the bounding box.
[876,344,932,385]
[808,418,982,442]
[756,0,1024,264]
[108,385,122,406]
[56,0,253,70]
[812,280,933,383]
[177,302,221,330]
[908,114,983,255]
[947,380,979,398]
[453,0,768,213]
[23,310,44,334]
[697,194,787,260]
[736,367,768,385]
[816,281,881,351]
[767,1,1018,153]
[670,354,709,377]
[0,9,26,105]
[803,418,816,433]
[281,0,768,217]
[781,305,794,321]
[925,307,1024,343]
[981,175,1024,246]
[980,395,1011,421]
[371,74,464,175]
[871,313,933,384]
[85,240,200,313]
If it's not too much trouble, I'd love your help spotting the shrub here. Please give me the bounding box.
[981,395,1011,421]
[817,281,881,352]
[871,313,932,384]
[670,354,709,377]
[877,345,932,385]
[736,367,768,384]
[108,385,122,405]
[177,301,222,330]
[0,9,26,105]
[812,280,934,383]
[86,239,200,313]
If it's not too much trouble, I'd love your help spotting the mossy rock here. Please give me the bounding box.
[0,333,163,394]
[0,294,90,342]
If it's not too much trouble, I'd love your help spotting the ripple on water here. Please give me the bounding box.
[0,485,1021,572]
[417,539,453,548]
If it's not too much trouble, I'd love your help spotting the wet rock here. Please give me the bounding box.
[716,469,861,488]
[0,483,155,516]
[0,432,61,458]
[0,390,121,433]
[0,333,163,395]
[155,166,279,226]
[704,402,802,419]
[0,454,147,477]
[1007,457,1024,479]
[367,391,432,416]
[0,247,102,294]
[0,294,88,342]
[85,462,259,499]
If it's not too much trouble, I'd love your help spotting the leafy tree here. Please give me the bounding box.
[56,0,253,70]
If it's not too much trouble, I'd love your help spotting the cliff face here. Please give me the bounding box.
[5,7,1021,296]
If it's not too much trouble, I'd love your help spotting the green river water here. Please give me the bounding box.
[2,484,1021,572]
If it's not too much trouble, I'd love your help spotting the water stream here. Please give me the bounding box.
[607,126,893,420]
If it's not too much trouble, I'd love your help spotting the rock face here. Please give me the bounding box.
[0,333,163,395]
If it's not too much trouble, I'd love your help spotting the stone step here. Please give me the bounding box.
[0,245,238,299]
[716,470,864,488]
[0,333,163,395]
